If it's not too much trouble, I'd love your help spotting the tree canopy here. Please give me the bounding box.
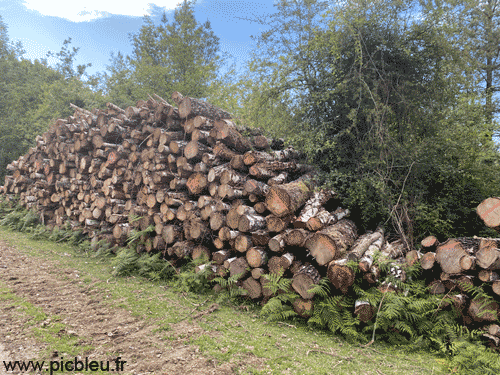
[2,0,500,246]
[222,0,500,244]
[105,0,223,107]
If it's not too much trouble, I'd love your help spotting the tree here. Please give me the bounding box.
[0,15,9,58]
[421,0,500,126]
[0,31,104,184]
[46,37,92,80]
[106,0,223,103]
[242,0,500,244]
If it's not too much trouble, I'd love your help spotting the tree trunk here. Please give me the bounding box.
[246,247,268,268]
[354,300,375,323]
[242,277,262,299]
[420,252,436,270]
[265,179,313,218]
[292,264,321,300]
[477,197,500,230]
[292,298,314,318]
[476,239,500,269]
[173,92,232,120]
[435,239,469,274]
[327,258,355,294]
[213,119,252,153]
[468,298,499,322]
[285,228,311,247]
[294,190,335,228]
[346,227,384,262]
[305,219,357,266]
[421,235,439,251]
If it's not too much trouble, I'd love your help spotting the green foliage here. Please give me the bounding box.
[0,32,105,184]
[212,272,247,305]
[0,204,42,233]
[136,252,175,282]
[260,271,299,321]
[106,0,224,106]
[307,279,363,342]
[0,198,87,251]
[239,0,500,245]
[441,339,500,374]
[126,225,155,248]
[171,260,212,294]
[46,38,92,80]
[111,247,141,277]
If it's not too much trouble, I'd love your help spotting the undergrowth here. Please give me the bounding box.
[0,195,499,373]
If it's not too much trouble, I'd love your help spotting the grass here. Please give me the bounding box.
[0,226,450,374]
[0,281,95,367]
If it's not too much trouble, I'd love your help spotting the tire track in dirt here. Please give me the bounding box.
[0,241,264,374]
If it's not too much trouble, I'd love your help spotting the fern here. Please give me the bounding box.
[136,252,175,282]
[212,273,247,304]
[126,225,155,248]
[308,294,362,342]
[112,247,140,276]
[172,260,212,293]
[442,339,500,374]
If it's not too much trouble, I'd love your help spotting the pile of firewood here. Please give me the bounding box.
[1,93,499,347]
[417,234,500,347]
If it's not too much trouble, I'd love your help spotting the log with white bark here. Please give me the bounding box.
[305,219,357,266]
[292,264,321,300]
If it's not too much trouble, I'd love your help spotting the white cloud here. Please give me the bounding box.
[22,1,182,22]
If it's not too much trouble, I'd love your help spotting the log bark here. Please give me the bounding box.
[285,228,311,247]
[305,219,357,266]
[421,235,439,251]
[242,277,262,299]
[244,179,269,196]
[294,190,335,228]
[435,239,469,275]
[234,234,253,253]
[306,207,350,232]
[477,197,500,230]
[213,119,252,153]
[292,298,314,318]
[174,93,232,120]
[268,253,294,275]
[346,227,384,262]
[186,173,208,195]
[268,231,289,253]
[246,247,268,268]
[420,252,436,270]
[225,257,249,279]
[354,300,375,323]
[212,249,231,265]
[238,213,266,233]
[265,179,313,218]
[358,235,385,272]
[476,239,500,270]
[468,298,499,322]
[266,214,293,233]
[327,258,355,294]
[292,264,321,300]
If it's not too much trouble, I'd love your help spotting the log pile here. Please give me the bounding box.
[1,93,499,348]
[417,233,500,349]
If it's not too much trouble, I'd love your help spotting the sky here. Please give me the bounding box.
[0,0,277,75]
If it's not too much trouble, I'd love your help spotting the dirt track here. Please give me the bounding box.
[0,241,263,374]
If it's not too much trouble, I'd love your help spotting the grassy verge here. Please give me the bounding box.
[0,281,98,370]
[0,227,448,375]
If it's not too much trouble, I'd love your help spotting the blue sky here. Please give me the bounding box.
[0,0,276,75]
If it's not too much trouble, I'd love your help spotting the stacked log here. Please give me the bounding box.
[0,94,362,296]
[418,230,500,348]
[2,94,500,349]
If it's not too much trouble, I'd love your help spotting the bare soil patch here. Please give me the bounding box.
[0,241,264,374]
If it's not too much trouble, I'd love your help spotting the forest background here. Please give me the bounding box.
[2,0,500,248]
